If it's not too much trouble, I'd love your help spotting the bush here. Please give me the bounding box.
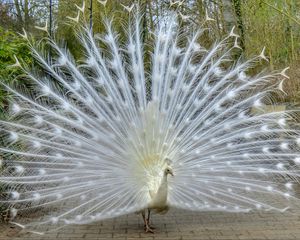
[0,27,32,111]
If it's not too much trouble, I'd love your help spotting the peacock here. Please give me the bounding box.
[0,4,300,235]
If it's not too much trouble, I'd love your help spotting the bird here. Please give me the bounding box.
[0,8,299,235]
[139,161,173,233]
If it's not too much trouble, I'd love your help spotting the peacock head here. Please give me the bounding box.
[164,167,174,177]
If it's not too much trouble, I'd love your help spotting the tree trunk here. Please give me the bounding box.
[221,0,235,33]
[24,0,30,31]
[14,0,24,30]
[232,0,245,50]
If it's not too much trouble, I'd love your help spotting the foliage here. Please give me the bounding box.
[240,0,300,104]
[0,27,32,111]
[242,0,300,65]
[0,0,299,104]
[0,0,50,32]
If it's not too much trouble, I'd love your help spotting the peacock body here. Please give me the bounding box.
[0,6,299,234]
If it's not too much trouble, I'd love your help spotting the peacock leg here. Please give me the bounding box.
[147,209,155,229]
[141,210,147,229]
[147,209,151,225]
[144,209,154,233]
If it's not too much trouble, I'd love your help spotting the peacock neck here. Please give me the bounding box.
[160,173,168,188]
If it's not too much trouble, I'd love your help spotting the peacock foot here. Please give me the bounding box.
[144,224,154,233]
[144,224,155,230]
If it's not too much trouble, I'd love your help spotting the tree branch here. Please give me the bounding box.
[262,1,300,26]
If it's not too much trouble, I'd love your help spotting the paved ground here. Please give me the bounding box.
[1,208,300,240]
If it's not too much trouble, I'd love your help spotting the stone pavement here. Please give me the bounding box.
[1,208,300,240]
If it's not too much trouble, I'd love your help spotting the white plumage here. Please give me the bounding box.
[0,8,299,234]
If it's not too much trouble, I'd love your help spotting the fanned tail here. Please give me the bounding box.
[0,9,299,235]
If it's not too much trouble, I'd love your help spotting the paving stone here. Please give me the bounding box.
[1,208,300,240]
